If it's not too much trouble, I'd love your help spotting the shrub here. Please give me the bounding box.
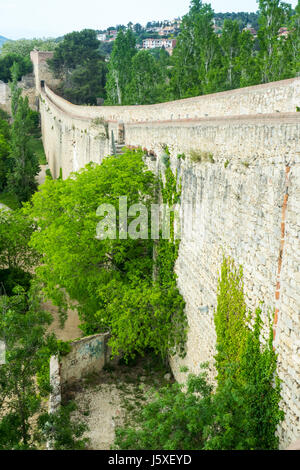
[190,150,215,163]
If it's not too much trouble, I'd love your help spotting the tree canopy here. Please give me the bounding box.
[25,149,186,359]
[0,53,32,83]
[48,29,107,105]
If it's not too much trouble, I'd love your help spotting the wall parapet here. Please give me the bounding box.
[42,75,300,124]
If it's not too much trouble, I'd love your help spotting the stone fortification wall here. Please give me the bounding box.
[32,50,300,447]
[42,76,299,122]
[0,80,10,113]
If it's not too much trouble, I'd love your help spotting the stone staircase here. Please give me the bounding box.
[114,142,125,155]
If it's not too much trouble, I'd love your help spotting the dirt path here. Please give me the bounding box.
[67,356,172,450]
[44,300,82,341]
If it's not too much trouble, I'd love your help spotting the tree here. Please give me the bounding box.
[59,59,107,105]
[25,149,186,359]
[0,287,86,449]
[134,23,143,34]
[105,30,137,105]
[219,20,242,90]
[0,53,32,83]
[7,95,40,202]
[6,64,40,203]
[284,1,300,77]
[48,29,100,78]
[0,208,39,296]
[235,30,260,87]
[0,288,53,449]
[125,51,162,104]
[1,38,58,59]
[0,208,38,272]
[0,125,10,192]
[9,62,22,120]
[257,0,292,82]
[38,403,89,450]
[48,29,107,105]
[115,258,283,451]
[171,0,220,98]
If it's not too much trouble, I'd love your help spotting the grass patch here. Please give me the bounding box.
[28,137,47,165]
[190,150,215,164]
[0,191,20,210]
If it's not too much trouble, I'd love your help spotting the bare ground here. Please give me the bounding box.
[63,356,173,450]
[44,300,82,341]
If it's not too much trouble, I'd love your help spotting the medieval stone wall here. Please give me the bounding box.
[0,80,10,113]
[32,51,300,448]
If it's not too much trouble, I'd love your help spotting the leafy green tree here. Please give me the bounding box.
[0,288,53,449]
[6,65,40,203]
[0,287,84,449]
[219,20,243,90]
[0,53,32,83]
[48,29,100,77]
[0,208,39,295]
[105,30,137,104]
[115,369,214,450]
[125,50,162,104]
[1,38,58,59]
[48,29,106,105]
[284,1,300,77]
[38,403,89,450]
[25,149,186,359]
[257,0,292,82]
[0,208,39,272]
[115,258,283,450]
[7,94,40,202]
[59,59,107,105]
[235,30,260,87]
[9,62,22,120]
[0,132,10,192]
[171,0,221,98]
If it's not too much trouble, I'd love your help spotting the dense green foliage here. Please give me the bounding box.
[105,29,137,105]
[0,287,53,449]
[25,149,186,360]
[0,38,57,83]
[104,0,300,104]
[6,64,40,202]
[0,286,84,449]
[0,206,84,449]
[115,257,283,450]
[214,257,248,384]
[1,38,58,59]
[106,31,172,105]
[0,53,32,83]
[46,3,298,105]
[0,115,10,191]
[212,257,283,449]
[38,403,89,450]
[0,63,41,204]
[214,12,260,30]
[48,30,107,105]
[0,208,39,295]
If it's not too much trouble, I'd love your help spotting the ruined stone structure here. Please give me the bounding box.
[0,74,37,114]
[31,51,300,448]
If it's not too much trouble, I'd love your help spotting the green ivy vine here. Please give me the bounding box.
[155,155,187,358]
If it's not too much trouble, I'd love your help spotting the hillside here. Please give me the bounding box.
[0,35,11,48]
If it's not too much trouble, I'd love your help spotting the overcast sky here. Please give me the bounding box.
[0,0,298,40]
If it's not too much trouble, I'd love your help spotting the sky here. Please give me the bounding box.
[0,0,298,40]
